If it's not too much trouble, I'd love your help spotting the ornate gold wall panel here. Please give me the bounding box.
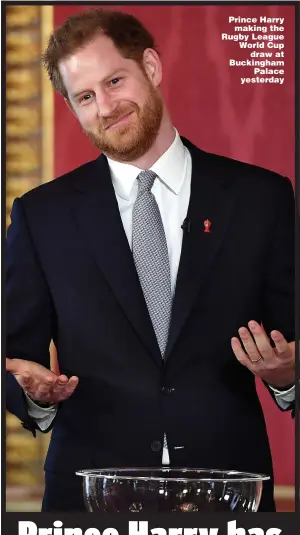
[6,5,54,499]
[6,5,43,227]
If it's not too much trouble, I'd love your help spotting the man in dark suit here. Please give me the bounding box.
[6,9,295,512]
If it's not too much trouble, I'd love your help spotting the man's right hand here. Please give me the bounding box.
[6,358,79,404]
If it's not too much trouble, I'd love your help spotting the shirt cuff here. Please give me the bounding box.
[25,392,57,431]
[268,384,295,409]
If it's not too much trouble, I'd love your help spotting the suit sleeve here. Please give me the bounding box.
[6,197,55,433]
[261,177,295,413]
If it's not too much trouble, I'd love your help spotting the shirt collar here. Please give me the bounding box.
[107,129,187,200]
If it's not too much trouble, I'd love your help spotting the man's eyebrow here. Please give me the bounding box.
[70,89,89,100]
[102,68,128,83]
[70,69,128,100]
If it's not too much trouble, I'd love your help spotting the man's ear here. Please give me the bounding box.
[142,48,162,87]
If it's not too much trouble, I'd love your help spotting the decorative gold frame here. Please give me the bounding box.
[6,4,54,506]
[6,5,54,226]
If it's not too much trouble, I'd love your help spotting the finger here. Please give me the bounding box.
[54,376,79,402]
[56,375,69,385]
[6,358,22,374]
[36,375,56,395]
[68,376,79,387]
[238,327,262,362]
[270,330,290,358]
[51,376,70,395]
[61,376,79,394]
[231,337,257,369]
[247,321,274,361]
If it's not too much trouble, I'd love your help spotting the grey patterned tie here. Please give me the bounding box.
[132,170,172,357]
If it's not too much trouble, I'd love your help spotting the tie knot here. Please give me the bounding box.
[137,170,157,193]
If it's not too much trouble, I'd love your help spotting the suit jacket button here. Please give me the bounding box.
[151,440,162,452]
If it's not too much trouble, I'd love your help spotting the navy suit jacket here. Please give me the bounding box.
[6,138,295,512]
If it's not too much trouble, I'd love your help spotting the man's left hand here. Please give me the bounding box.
[231,320,295,389]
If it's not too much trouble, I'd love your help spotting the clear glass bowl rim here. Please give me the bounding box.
[75,467,270,483]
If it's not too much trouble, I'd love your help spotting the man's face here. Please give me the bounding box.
[59,34,164,161]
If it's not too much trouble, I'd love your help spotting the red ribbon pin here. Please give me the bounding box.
[204,219,211,232]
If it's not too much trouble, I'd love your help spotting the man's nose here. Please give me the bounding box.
[95,90,118,118]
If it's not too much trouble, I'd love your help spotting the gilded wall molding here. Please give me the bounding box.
[6,6,41,227]
[6,5,54,226]
[6,4,54,495]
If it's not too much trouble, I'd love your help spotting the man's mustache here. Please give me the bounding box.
[100,104,138,131]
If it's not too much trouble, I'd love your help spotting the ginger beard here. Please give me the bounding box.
[83,80,164,162]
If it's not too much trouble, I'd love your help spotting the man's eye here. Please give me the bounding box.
[78,93,93,103]
[110,78,121,86]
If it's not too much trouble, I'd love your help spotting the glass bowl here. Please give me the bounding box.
[76,467,270,512]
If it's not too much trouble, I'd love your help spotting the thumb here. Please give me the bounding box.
[6,358,23,374]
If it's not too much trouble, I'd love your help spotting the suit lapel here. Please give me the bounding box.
[70,156,162,367]
[165,140,238,359]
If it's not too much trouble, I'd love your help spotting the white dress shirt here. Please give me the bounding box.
[26,129,295,458]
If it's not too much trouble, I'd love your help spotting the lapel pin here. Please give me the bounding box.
[204,219,211,233]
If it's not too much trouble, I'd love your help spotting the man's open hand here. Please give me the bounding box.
[231,321,295,389]
[6,358,79,404]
